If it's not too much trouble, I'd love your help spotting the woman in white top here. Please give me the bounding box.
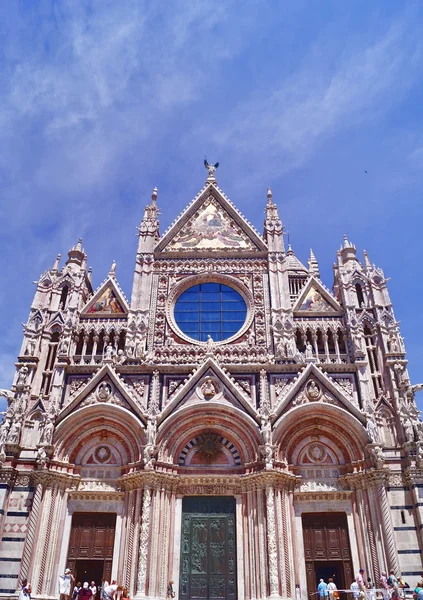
[89,582,97,600]
[327,578,337,600]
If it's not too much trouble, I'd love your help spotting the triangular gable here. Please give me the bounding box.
[81,277,128,317]
[48,311,66,330]
[273,363,365,424]
[293,276,343,315]
[156,184,267,254]
[159,357,258,423]
[58,364,147,423]
[27,398,47,417]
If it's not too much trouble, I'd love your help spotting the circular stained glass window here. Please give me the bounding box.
[174,282,247,342]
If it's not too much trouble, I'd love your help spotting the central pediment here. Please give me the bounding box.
[155,183,267,254]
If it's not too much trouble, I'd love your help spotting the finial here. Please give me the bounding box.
[108,260,117,278]
[267,187,273,202]
[75,238,83,251]
[151,187,158,203]
[204,157,219,181]
[87,267,93,282]
[52,254,61,272]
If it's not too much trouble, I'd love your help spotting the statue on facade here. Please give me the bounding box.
[370,445,385,469]
[16,365,29,388]
[260,414,272,446]
[286,338,297,358]
[25,337,36,356]
[143,444,156,470]
[36,446,48,469]
[58,335,70,355]
[400,404,418,443]
[0,389,15,407]
[201,378,217,399]
[305,341,314,361]
[104,344,115,361]
[146,415,157,447]
[204,158,219,178]
[7,420,22,445]
[40,415,55,445]
[388,332,400,353]
[366,414,380,444]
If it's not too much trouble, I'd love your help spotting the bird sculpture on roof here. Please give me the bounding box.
[204,158,219,178]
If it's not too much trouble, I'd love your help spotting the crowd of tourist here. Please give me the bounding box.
[317,567,423,600]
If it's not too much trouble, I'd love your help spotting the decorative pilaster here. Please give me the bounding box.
[19,483,43,585]
[377,479,400,573]
[266,487,280,598]
[136,488,151,598]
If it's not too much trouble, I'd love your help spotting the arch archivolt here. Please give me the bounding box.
[274,404,367,468]
[157,404,260,466]
[54,404,145,466]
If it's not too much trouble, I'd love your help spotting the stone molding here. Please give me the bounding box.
[119,470,298,493]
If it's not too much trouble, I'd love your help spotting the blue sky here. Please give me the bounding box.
[1,1,423,413]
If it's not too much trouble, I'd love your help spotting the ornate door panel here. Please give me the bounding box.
[302,512,352,594]
[67,512,116,583]
[180,497,236,600]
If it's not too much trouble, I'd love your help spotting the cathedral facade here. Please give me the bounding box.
[0,168,422,600]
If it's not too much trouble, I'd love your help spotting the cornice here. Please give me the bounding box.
[118,469,299,493]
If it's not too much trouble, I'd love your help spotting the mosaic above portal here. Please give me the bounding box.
[166,198,257,251]
[87,287,125,315]
[298,285,336,313]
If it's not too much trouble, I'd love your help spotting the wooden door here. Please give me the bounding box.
[180,497,236,600]
[67,513,116,584]
[302,513,352,596]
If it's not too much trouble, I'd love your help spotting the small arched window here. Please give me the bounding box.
[355,283,365,307]
[60,285,69,309]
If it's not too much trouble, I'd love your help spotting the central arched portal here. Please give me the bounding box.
[179,496,237,600]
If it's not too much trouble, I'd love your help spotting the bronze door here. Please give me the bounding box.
[180,497,236,600]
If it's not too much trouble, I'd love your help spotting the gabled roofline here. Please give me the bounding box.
[272,362,365,424]
[57,364,147,424]
[155,182,267,253]
[292,275,343,315]
[159,356,259,424]
[80,276,129,317]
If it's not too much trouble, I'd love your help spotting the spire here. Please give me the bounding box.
[66,238,86,267]
[137,186,161,249]
[52,254,61,274]
[339,234,358,264]
[108,260,117,278]
[308,248,320,278]
[263,186,284,251]
[284,243,308,273]
[363,249,372,268]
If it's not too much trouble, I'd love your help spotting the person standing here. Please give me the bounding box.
[89,582,97,600]
[318,579,328,600]
[18,584,32,600]
[327,578,337,600]
[73,583,82,600]
[356,569,366,598]
[59,569,75,600]
[380,573,390,600]
[78,583,92,600]
[167,580,175,598]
